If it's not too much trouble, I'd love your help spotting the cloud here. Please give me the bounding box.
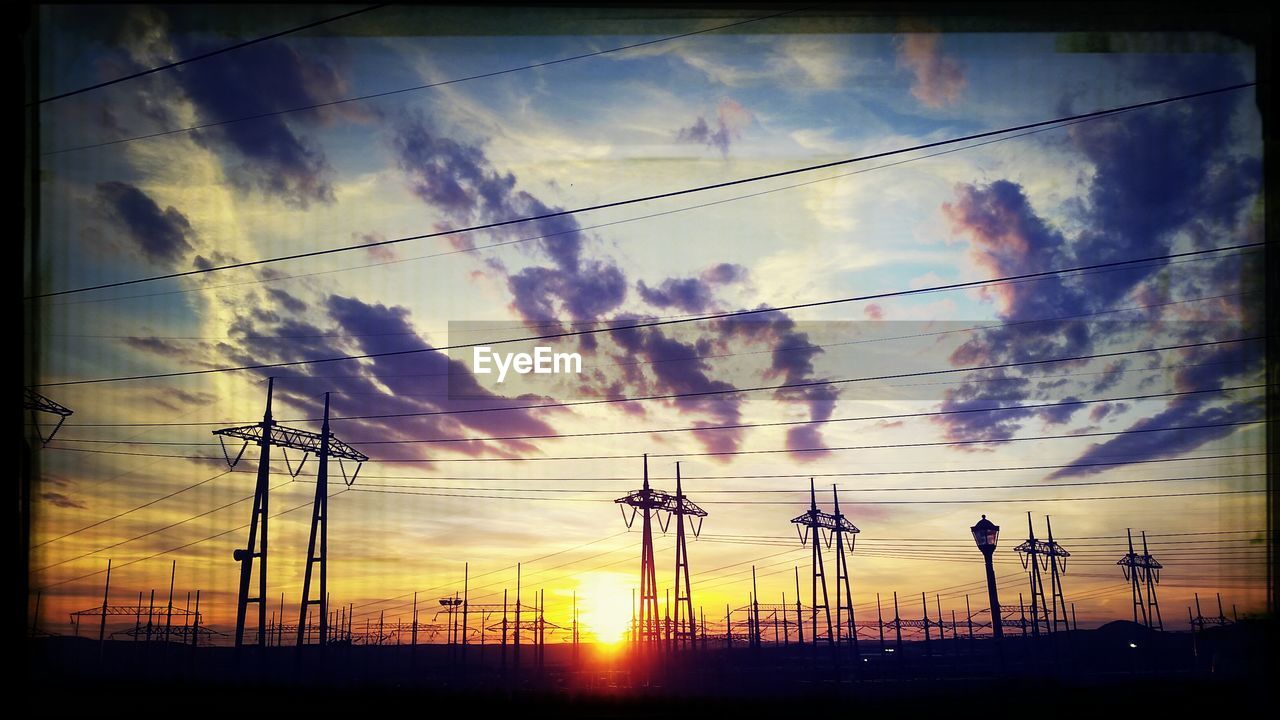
[173,37,357,207]
[41,492,86,509]
[192,250,240,270]
[95,181,194,263]
[219,294,564,463]
[674,99,752,157]
[1048,396,1263,479]
[120,335,198,359]
[637,263,747,313]
[896,33,965,108]
[388,110,627,326]
[355,231,396,261]
[932,61,1262,468]
[266,288,307,314]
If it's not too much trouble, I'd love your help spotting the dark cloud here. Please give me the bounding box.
[193,250,240,270]
[266,288,307,314]
[601,321,745,455]
[389,111,628,327]
[637,263,747,313]
[1039,397,1080,425]
[120,335,197,359]
[174,37,355,207]
[95,181,194,263]
[933,58,1262,469]
[1048,397,1263,479]
[220,294,563,463]
[714,309,841,457]
[42,492,86,509]
[674,100,751,157]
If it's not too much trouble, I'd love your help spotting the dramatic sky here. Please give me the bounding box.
[27,6,1266,644]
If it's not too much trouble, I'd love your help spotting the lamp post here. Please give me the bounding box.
[971,515,1003,640]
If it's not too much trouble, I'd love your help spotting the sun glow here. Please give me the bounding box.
[577,573,633,644]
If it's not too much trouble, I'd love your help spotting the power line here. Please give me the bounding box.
[33,478,300,572]
[37,488,348,589]
[42,7,807,151]
[45,446,1265,476]
[31,470,232,548]
[283,471,1262,495]
[298,382,1268,445]
[344,486,1263,505]
[45,289,1255,426]
[28,82,1254,300]
[49,414,1263,453]
[38,110,1217,309]
[30,262,1263,386]
[35,5,386,104]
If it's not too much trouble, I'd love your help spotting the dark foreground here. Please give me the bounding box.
[25,620,1276,714]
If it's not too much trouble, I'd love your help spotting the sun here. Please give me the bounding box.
[576,573,633,644]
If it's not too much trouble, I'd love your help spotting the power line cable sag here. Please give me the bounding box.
[28,244,1264,386]
[28,82,1253,300]
[34,5,387,104]
[41,7,809,151]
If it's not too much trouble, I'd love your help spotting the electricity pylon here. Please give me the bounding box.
[791,479,834,645]
[24,388,72,446]
[1013,512,1051,637]
[1118,529,1163,629]
[615,455,706,651]
[213,379,366,648]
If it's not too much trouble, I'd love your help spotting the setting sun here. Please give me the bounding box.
[576,573,634,644]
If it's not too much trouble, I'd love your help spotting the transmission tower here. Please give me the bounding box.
[1012,512,1052,637]
[829,485,860,657]
[672,462,706,649]
[24,387,72,445]
[296,392,367,646]
[214,379,366,648]
[791,479,833,645]
[615,455,706,651]
[1118,528,1163,628]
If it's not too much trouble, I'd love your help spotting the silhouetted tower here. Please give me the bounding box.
[214,379,367,648]
[296,393,367,646]
[1013,512,1051,637]
[615,455,705,651]
[671,462,706,649]
[616,455,661,648]
[791,479,833,645]
[24,388,72,445]
[1119,528,1152,626]
[1044,516,1070,632]
[830,485,860,657]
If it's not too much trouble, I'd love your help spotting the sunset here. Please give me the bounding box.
[21,3,1274,711]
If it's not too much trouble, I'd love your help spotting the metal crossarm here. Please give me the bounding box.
[212,424,368,462]
[24,387,73,445]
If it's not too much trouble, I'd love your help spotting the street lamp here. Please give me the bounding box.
[971,515,1004,640]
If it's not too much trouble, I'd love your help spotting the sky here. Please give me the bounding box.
[26,5,1266,645]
